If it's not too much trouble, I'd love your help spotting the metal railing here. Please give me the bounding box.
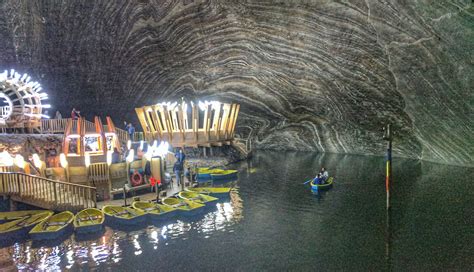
[0,172,97,211]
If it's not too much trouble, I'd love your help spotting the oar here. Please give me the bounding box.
[5,214,33,230]
[303,179,313,185]
[83,210,94,222]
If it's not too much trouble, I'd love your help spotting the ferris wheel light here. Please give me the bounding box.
[1,69,51,123]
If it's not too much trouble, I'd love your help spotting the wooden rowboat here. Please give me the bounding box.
[210,170,238,181]
[196,168,225,180]
[132,201,177,222]
[310,177,334,191]
[102,205,146,226]
[74,208,105,234]
[186,187,232,196]
[179,191,218,204]
[29,211,74,240]
[0,211,53,237]
[162,196,205,216]
[0,210,51,223]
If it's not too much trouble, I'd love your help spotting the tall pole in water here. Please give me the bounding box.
[383,123,393,271]
[383,124,392,210]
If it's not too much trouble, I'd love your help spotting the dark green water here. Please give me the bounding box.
[0,151,472,271]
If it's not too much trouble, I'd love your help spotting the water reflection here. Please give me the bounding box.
[2,189,244,270]
[1,151,471,270]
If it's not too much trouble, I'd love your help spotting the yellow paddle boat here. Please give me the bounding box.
[310,177,334,191]
[0,210,52,223]
[132,201,177,221]
[0,211,53,237]
[29,211,74,240]
[102,205,146,226]
[210,170,238,181]
[74,208,105,234]
[162,196,205,216]
[196,168,225,179]
[186,187,232,196]
[179,191,218,204]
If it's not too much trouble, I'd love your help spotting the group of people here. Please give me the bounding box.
[313,167,329,185]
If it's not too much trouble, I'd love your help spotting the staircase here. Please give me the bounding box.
[232,137,253,158]
[0,172,96,212]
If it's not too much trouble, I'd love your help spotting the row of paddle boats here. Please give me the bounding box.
[196,168,238,181]
[0,187,232,241]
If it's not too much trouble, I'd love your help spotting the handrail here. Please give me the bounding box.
[0,172,97,211]
[234,137,252,152]
[42,118,135,144]
[41,118,70,133]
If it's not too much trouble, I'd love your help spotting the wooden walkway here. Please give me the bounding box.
[0,172,97,212]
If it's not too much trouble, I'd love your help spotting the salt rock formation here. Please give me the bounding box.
[0,0,472,166]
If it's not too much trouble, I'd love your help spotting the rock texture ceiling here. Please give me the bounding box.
[0,0,472,166]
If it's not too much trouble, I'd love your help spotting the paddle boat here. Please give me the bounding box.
[162,196,205,216]
[29,211,74,240]
[0,210,52,224]
[196,168,225,180]
[132,201,177,222]
[210,170,238,181]
[74,208,105,234]
[310,177,334,191]
[102,205,146,226]
[179,191,218,204]
[0,211,53,237]
[186,187,232,196]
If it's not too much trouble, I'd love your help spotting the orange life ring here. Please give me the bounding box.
[131,171,143,187]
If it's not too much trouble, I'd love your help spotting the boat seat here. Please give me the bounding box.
[78,215,102,222]
[171,203,187,208]
[45,221,68,226]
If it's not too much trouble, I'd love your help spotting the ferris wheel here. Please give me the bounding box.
[0,69,50,129]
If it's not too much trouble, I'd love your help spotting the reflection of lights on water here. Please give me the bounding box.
[161,225,168,239]
[5,195,243,269]
[150,230,158,244]
[66,248,74,269]
[133,234,142,256]
[26,246,31,264]
[112,241,121,263]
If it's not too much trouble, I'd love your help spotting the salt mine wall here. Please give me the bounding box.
[0,0,472,166]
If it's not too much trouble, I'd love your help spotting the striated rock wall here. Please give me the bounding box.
[0,0,472,166]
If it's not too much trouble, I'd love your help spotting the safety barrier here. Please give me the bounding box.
[0,172,97,212]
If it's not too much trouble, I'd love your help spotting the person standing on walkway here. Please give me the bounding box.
[71,108,81,120]
[124,122,135,141]
[173,148,186,187]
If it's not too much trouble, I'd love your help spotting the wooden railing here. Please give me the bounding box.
[115,127,129,143]
[88,163,109,185]
[0,172,97,212]
[41,118,70,133]
[41,118,140,144]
